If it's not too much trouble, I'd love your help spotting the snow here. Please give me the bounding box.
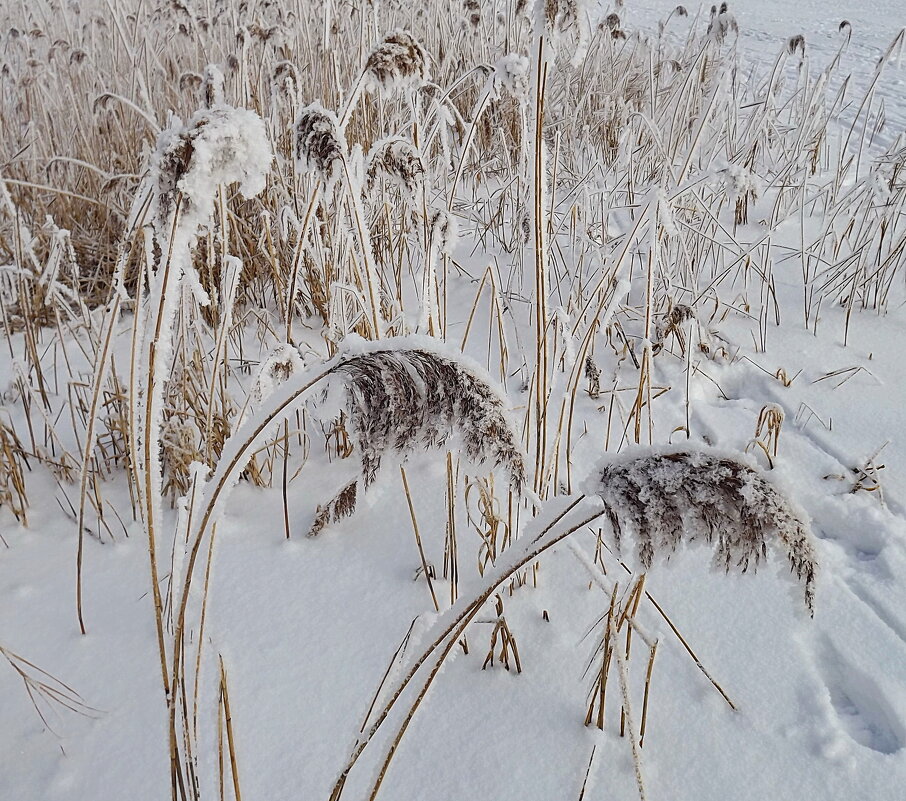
[3,2,906,801]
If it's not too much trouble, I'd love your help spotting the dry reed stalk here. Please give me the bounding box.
[750,403,784,467]
[602,546,738,711]
[400,465,440,612]
[443,451,460,608]
[639,640,658,748]
[74,233,138,633]
[577,744,596,801]
[481,594,522,673]
[530,32,551,497]
[0,413,29,529]
[585,583,619,729]
[614,615,648,801]
[0,642,99,734]
[218,655,243,801]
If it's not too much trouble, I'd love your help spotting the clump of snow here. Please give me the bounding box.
[176,106,272,225]
[718,162,763,201]
[150,104,272,237]
[492,54,530,102]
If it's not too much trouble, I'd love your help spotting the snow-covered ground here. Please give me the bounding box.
[2,2,906,801]
[631,0,906,144]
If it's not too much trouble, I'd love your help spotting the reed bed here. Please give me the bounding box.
[0,1,899,799]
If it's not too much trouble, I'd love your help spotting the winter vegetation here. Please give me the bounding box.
[1,0,906,799]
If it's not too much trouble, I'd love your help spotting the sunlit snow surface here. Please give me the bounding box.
[2,2,906,800]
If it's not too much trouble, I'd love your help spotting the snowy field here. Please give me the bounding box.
[1,2,906,800]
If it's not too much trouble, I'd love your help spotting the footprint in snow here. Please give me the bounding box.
[816,636,905,755]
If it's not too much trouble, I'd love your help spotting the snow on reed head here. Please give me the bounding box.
[252,343,305,406]
[308,480,358,537]
[305,338,529,536]
[540,0,594,66]
[365,136,425,200]
[429,209,459,256]
[585,447,818,613]
[492,54,530,102]
[203,64,225,108]
[334,338,527,493]
[363,30,430,95]
[272,60,298,103]
[707,2,738,45]
[150,104,271,233]
[293,102,346,184]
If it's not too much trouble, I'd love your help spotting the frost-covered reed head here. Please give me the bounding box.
[203,63,225,108]
[542,0,593,64]
[707,2,738,44]
[652,303,694,353]
[272,60,298,103]
[492,54,529,102]
[252,343,305,405]
[463,0,481,30]
[429,209,459,256]
[543,0,592,34]
[307,341,528,537]
[364,30,430,95]
[293,102,346,183]
[365,136,425,199]
[179,71,203,93]
[150,104,271,232]
[587,448,817,613]
[333,342,526,492]
[788,34,806,57]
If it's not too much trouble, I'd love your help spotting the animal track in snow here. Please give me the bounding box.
[817,636,905,755]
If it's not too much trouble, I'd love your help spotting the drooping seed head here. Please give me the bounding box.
[365,136,425,200]
[150,104,272,233]
[429,209,459,256]
[492,53,529,102]
[363,30,430,95]
[179,71,203,92]
[586,447,817,613]
[788,34,805,56]
[331,338,527,494]
[293,102,346,184]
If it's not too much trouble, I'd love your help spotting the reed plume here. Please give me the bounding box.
[428,209,458,255]
[307,340,527,535]
[365,136,426,199]
[586,448,817,612]
[293,102,346,184]
[363,29,430,94]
